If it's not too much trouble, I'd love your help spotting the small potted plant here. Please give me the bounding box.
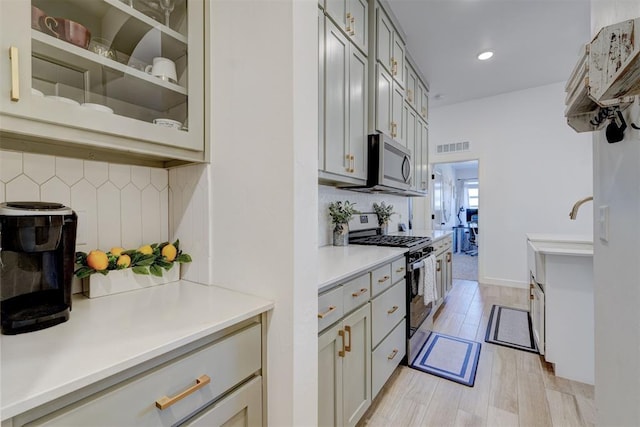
[328,201,358,246]
[373,202,395,235]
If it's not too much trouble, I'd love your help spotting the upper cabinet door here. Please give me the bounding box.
[348,46,367,180]
[347,0,367,55]
[0,0,205,164]
[375,9,393,75]
[324,18,350,177]
[391,82,404,145]
[392,36,405,88]
[319,8,325,171]
[420,87,429,122]
[325,0,367,55]
[374,65,392,137]
[406,64,417,108]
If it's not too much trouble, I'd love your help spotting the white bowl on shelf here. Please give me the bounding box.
[31,88,44,97]
[81,103,114,114]
[45,96,80,106]
[153,118,182,129]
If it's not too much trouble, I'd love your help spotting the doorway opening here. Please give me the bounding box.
[432,160,479,282]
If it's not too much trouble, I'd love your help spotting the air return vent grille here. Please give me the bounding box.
[436,141,470,154]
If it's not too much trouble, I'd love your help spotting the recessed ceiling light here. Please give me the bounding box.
[477,51,494,61]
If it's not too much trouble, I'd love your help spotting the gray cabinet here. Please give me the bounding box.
[374,65,403,143]
[325,0,368,55]
[318,256,406,426]
[318,304,371,427]
[374,6,404,88]
[433,236,453,306]
[15,321,264,427]
[0,0,205,165]
[320,16,368,184]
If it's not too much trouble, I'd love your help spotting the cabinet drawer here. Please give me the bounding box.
[342,273,371,315]
[391,258,406,284]
[26,324,262,427]
[319,286,344,332]
[371,281,406,346]
[371,264,392,297]
[371,319,405,399]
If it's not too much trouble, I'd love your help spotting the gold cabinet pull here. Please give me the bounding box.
[387,305,399,314]
[344,325,352,352]
[378,275,390,283]
[391,122,397,138]
[395,267,405,273]
[345,12,352,33]
[155,375,210,410]
[387,349,399,360]
[9,46,19,102]
[530,294,534,300]
[349,154,355,173]
[318,305,336,319]
[352,287,368,297]
[349,16,355,36]
[446,252,452,262]
[436,259,441,272]
[407,89,413,102]
[338,329,346,357]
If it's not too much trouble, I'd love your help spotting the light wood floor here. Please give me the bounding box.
[358,279,595,427]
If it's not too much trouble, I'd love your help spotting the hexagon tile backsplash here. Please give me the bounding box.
[0,149,169,253]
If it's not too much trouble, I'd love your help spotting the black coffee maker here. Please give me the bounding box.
[0,202,77,334]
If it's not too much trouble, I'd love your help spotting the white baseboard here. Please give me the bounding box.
[479,276,528,289]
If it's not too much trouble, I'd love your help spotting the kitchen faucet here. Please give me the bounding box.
[569,196,593,220]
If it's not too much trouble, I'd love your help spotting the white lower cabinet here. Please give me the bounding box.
[318,304,371,427]
[19,323,263,427]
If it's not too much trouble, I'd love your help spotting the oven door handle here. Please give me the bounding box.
[411,259,425,271]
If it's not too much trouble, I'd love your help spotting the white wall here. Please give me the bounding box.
[318,185,410,245]
[207,1,318,425]
[591,2,640,425]
[429,83,593,287]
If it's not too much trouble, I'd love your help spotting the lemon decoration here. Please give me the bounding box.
[86,250,109,271]
[110,247,125,256]
[138,245,153,255]
[75,240,191,279]
[116,254,131,268]
[161,243,177,262]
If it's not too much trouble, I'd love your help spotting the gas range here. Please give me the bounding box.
[347,213,431,250]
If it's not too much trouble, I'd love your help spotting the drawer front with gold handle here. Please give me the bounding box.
[319,286,344,332]
[156,375,211,410]
[371,281,406,346]
[26,324,262,426]
[391,258,405,284]
[371,264,392,297]
[342,273,370,314]
[372,320,405,399]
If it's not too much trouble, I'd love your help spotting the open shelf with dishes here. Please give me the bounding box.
[30,0,189,127]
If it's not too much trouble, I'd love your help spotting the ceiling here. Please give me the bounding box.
[386,0,592,108]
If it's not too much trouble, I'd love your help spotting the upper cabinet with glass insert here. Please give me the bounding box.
[0,0,205,166]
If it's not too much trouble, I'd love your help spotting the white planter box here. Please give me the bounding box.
[82,266,180,298]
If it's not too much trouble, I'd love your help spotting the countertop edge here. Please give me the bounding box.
[318,250,405,293]
[1,282,274,420]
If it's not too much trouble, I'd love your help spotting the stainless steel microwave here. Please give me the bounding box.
[340,133,413,194]
[364,133,412,193]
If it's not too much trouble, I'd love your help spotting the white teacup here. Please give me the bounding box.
[145,57,177,83]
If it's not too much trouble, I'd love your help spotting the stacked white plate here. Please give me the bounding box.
[45,96,80,106]
[81,103,114,114]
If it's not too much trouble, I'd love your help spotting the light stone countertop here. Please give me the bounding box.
[0,281,274,420]
[526,233,594,256]
[318,229,453,293]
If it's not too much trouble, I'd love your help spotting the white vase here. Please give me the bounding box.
[380,223,389,235]
[82,265,180,298]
